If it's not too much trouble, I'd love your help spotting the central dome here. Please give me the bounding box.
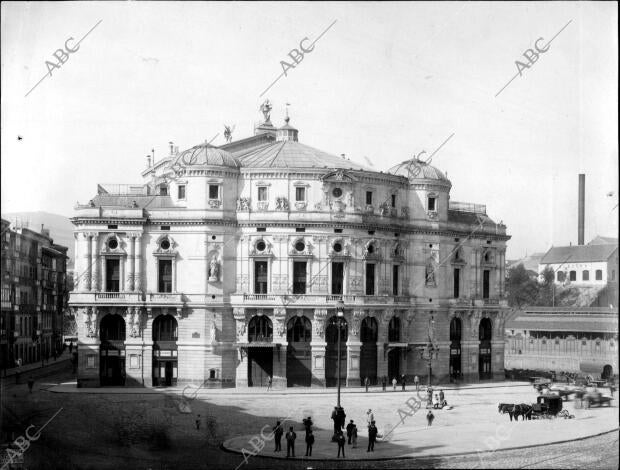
[387,158,450,182]
[172,144,240,169]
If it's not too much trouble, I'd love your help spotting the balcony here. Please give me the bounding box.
[449,298,473,306]
[235,293,412,307]
[146,292,184,306]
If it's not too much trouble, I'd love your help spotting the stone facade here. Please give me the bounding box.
[69,106,510,388]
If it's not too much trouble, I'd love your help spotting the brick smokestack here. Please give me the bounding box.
[578,174,585,245]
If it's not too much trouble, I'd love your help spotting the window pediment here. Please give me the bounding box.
[153,235,178,257]
[321,169,357,184]
[101,234,126,256]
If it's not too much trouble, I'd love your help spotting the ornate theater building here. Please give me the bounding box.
[70,103,510,388]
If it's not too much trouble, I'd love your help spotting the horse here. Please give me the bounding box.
[513,403,532,421]
[498,403,516,421]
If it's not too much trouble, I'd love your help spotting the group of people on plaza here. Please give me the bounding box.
[363,374,422,392]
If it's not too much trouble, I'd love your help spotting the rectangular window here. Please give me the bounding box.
[569,270,576,281]
[366,191,373,205]
[557,271,566,282]
[392,265,399,295]
[208,184,219,200]
[178,185,186,200]
[365,263,375,295]
[258,187,267,201]
[582,270,589,281]
[254,261,268,294]
[334,228,343,233]
[428,197,436,212]
[332,262,344,295]
[391,194,396,207]
[158,259,172,293]
[482,269,490,299]
[160,186,168,196]
[105,259,120,292]
[295,227,305,232]
[295,187,306,202]
[87,355,96,369]
[595,269,603,280]
[293,261,307,294]
[256,227,266,232]
[454,268,460,298]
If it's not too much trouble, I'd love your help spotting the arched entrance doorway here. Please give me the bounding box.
[247,315,273,387]
[602,364,613,380]
[387,317,401,381]
[479,317,492,380]
[450,317,462,381]
[100,314,126,386]
[286,316,312,386]
[152,315,178,387]
[325,315,348,387]
[360,317,378,385]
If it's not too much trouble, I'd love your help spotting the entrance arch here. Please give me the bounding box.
[602,364,613,380]
[100,314,126,386]
[360,317,378,385]
[450,317,462,380]
[152,315,178,387]
[479,317,492,380]
[325,316,348,387]
[247,315,273,387]
[286,316,312,386]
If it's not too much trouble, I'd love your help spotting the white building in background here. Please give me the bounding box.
[69,104,510,388]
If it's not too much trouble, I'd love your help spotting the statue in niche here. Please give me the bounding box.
[210,322,217,343]
[425,256,437,286]
[209,257,220,282]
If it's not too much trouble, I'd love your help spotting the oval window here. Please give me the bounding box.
[332,188,343,198]
[333,242,342,253]
[256,240,266,252]
[160,239,171,250]
[295,241,305,252]
[367,244,375,254]
[108,239,118,250]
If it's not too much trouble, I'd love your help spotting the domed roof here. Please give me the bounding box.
[171,144,240,169]
[387,158,450,182]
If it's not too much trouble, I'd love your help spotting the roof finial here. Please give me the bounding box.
[285,102,291,124]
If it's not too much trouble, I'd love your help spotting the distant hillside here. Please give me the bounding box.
[2,211,74,267]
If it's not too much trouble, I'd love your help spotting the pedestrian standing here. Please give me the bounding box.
[366,409,374,427]
[426,410,435,427]
[367,421,377,452]
[382,376,387,391]
[351,423,358,448]
[303,416,313,436]
[285,426,296,458]
[267,375,272,391]
[27,377,34,393]
[439,389,445,404]
[401,374,406,391]
[414,375,420,391]
[69,342,73,354]
[337,407,346,432]
[15,358,22,385]
[273,421,283,452]
[336,430,346,458]
[331,407,339,435]
[346,420,354,444]
[195,414,201,430]
[392,377,397,391]
[365,376,370,392]
[305,430,314,457]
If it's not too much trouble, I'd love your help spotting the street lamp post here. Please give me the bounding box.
[417,315,439,388]
[335,298,345,408]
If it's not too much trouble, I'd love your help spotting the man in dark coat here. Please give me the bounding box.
[305,430,314,456]
[346,419,355,444]
[303,416,313,436]
[382,376,387,391]
[273,420,283,452]
[401,374,406,391]
[285,426,296,458]
[367,421,378,452]
[336,407,346,432]
[336,430,346,458]
[331,407,339,435]
[365,376,370,392]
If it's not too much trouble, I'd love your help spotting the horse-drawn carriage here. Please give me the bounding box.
[530,395,574,419]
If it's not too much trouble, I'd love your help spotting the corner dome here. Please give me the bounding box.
[387,158,450,183]
[171,143,240,169]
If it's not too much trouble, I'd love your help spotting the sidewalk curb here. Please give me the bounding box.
[219,427,620,462]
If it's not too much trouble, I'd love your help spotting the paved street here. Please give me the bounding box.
[1,366,618,469]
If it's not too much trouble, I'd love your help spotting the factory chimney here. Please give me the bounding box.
[578,174,585,245]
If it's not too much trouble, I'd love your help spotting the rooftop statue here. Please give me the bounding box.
[259,99,272,123]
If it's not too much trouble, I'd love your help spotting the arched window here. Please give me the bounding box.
[287,316,311,343]
[152,315,178,341]
[450,317,462,342]
[326,316,348,343]
[479,318,492,341]
[248,316,273,342]
[388,317,401,342]
[100,315,125,341]
[582,270,589,281]
[569,271,576,281]
[557,271,566,282]
[361,317,378,343]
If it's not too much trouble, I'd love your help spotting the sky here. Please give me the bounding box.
[1,1,617,259]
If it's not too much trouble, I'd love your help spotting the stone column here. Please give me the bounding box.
[143,307,154,387]
[126,235,135,292]
[92,234,100,291]
[272,307,287,389]
[376,310,389,381]
[311,308,327,387]
[345,309,363,387]
[82,233,91,291]
[135,235,142,292]
[233,308,248,387]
